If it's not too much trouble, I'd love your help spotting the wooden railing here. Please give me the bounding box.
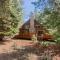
[14,32,53,41]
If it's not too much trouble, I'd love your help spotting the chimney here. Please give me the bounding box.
[29,13,35,33]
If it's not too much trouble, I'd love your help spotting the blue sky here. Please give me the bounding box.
[23,0,36,21]
[23,0,49,22]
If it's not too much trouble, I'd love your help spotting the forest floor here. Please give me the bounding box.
[0,39,60,60]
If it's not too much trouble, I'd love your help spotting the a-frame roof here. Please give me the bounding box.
[20,19,44,28]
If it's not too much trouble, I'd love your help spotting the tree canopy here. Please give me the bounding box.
[32,0,60,42]
[0,0,23,37]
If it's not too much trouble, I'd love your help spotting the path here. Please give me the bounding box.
[0,39,60,60]
[0,39,34,54]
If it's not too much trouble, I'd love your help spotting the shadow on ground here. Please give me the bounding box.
[0,45,60,60]
[0,40,11,45]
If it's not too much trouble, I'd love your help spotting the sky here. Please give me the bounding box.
[23,0,35,21]
[22,0,49,22]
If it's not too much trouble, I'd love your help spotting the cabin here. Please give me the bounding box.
[14,15,53,41]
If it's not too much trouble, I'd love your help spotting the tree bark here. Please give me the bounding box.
[0,34,4,41]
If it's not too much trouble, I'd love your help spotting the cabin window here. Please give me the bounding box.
[38,31,43,36]
[38,26,40,28]
[35,25,41,29]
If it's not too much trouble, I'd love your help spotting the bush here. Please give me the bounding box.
[55,38,60,44]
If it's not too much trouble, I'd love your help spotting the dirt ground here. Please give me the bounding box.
[0,39,60,60]
[0,39,33,53]
[0,40,14,54]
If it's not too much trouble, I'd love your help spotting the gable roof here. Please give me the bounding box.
[20,19,44,28]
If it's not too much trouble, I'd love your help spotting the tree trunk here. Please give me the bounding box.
[0,34,4,41]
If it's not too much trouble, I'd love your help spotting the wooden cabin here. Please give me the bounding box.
[14,15,53,41]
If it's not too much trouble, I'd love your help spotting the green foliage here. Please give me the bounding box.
[40,41,56,46]
[37,9,60,43]
[55,38,60,44]
[35,0,60,43]
[0,0,23,36]
[31,34,38,43]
